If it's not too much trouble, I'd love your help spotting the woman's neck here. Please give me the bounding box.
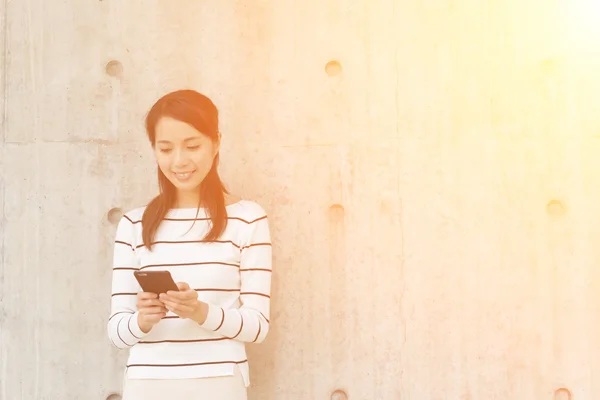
[175,191,201,209]
[173,192,240,209]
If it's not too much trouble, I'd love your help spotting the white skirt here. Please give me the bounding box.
[122,366,247,400]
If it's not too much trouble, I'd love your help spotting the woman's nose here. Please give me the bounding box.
[172,149,189,168]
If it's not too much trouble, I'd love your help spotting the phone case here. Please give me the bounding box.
[133,270,179,294]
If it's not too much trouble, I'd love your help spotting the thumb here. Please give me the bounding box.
[176,281,190,291]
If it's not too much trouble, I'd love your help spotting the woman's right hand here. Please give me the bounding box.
[137,292,168,333]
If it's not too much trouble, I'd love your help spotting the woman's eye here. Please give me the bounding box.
[159,148,172,153]
[188,146,200,150]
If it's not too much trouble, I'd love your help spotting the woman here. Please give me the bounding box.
[107,89,272,400]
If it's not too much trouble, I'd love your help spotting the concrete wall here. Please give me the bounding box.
[2,1,600,399]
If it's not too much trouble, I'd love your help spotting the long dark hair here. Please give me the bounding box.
[141,89,228,251]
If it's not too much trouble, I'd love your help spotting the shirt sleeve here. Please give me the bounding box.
[107,215,149,349]
[199,208,272,343]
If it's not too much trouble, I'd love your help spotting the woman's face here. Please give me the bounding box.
[154,117,219,201]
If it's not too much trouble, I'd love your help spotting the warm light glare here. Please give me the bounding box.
[566,0,600,52]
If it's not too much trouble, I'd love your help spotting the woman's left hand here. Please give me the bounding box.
[160,282,207,321]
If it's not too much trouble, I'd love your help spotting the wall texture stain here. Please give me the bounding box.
[3,1,600,399]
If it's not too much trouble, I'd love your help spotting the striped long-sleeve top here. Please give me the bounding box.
[106,200,272,387]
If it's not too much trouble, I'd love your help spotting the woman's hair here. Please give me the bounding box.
[141,89,228,251]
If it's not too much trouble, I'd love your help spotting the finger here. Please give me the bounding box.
[137,292,158,300]
[160,293,191,303]
[176,282,190,291]
[143,299,165,307]
[162,300,177,310]
[162,300,193,314]
[137,300,162,310]
[164,290,196,301]
[160,297,194,309]
[164,291,181,299]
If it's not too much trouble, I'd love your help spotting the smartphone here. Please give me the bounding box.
[133,270,179,294]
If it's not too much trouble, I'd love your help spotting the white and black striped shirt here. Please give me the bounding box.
[107,200,272,387]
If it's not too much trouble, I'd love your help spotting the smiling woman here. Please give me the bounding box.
[142,90,229,249]
[106,90,273,400]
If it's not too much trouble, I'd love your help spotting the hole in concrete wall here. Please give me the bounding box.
[329,204,345,212]
[331,389,348,400]
[107,208,124,225]
[106,394,122,400]
[328,204,345,223]
[546,199,566,217]
[325,60,342,76]
[105,60,123,77]
[554,387,572,400]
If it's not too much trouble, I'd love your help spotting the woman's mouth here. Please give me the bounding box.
[172,170,196,182]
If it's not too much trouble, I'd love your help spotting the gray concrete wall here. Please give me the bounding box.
[2,1,600,399]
